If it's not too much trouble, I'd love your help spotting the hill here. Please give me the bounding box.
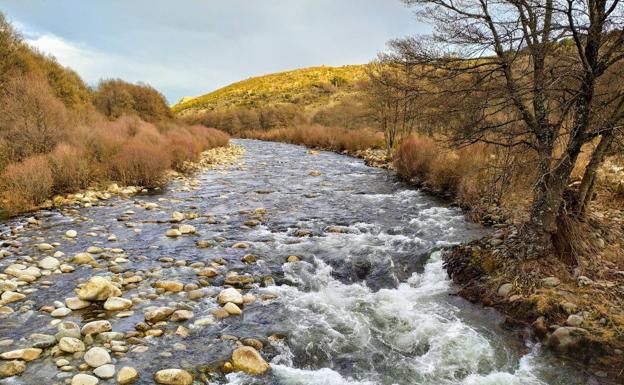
[172,65,368,116]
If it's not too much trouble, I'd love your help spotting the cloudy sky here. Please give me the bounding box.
[0,1,423,103]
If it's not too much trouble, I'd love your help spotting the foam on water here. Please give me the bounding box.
[258,250,582,385]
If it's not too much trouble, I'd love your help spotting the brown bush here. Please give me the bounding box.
[0,73,69,161]
[1,155,53,213]
[110,139,171,188]
[47,143,94,193]
[240,124,384,152]
[394,136,437,180]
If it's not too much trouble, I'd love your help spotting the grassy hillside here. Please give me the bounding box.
[172,65,368,115]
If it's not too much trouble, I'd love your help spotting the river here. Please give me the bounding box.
[0,140,588,384]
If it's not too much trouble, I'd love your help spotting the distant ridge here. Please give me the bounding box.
[172,65,367,116]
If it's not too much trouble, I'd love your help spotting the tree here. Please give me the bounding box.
[392,0,624,256]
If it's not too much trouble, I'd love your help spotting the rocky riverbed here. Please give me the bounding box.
[0,140,593,385]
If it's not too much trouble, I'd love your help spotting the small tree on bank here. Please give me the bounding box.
[390,0,624,257]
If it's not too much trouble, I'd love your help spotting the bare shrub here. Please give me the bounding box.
[1,155,53,213]
[47,143,93,193]
[109,139,170,188]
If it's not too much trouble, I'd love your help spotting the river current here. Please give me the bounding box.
[0,140,588,384]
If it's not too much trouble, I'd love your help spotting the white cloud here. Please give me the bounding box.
[24,31,208,102]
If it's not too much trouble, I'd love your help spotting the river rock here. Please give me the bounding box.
[154,281,183,292]
[309,170,321,177]
[56,321,82,340]
[30,333,56,348]
[541,277,560,287]
[231,346,269,375]
[81,320,112,336]
[66,230,78,238]
[566,314,584,327]
[217,288,243,305]
[1,291,26,304]
[77,277,121,301]
[0,360,25,378]
[103,297,133,311]
[37,243,54,251]
[117,366,139,384]
[59,337,85,353]
[0,348,42,361]
[179,224,196,234]
[93,364,115,378]
[223,302,242,315]
[548,326,589,352]
[84,347,111,367]
[51,307,72,317]
[66,297,91,310]
[154,369,193,385]
[197,268,218,277]
[74,253,96,265]
[71,373,99,385]
[144,307,174,323]
[170,310,194,322]
[166,229,182,238]
[497,283,513,297]
[171,212,185,222]
[38,256,60,270]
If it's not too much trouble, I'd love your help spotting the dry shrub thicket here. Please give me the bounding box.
[0,14,228,214]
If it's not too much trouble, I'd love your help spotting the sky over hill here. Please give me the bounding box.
[0,0,425,103]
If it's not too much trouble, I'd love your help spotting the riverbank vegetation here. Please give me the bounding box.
[0,14,229,214]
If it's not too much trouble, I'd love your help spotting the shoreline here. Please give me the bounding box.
[0,144,244,220]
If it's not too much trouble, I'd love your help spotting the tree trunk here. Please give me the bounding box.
[525,138,584,257]
[575,132,614,216]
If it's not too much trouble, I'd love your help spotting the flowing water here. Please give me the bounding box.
[0,140,588,384]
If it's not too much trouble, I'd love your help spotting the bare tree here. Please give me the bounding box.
[390,0,624,256]
[365,61,421,155]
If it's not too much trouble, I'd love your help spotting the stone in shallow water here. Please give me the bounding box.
[154,281,183,292]
[217,288,243,305]
[0,348,42,361]
[51,307,72,317]
[103,296,133,311]
[154,369,193,385]
[77,277,121,301]
[38,256,60,270]
[231,346,269,375]
[0,360,25,378]
[71,373,99,385]
[144,307,174,323]
[93,363,115,378]
[59,337,85,353]
[223,302,242,315]
[84,347,111,368]
[170,310,194,322]
[30,333,56,348]
[66,297,91,310]
[81,320,112,336]
[117,366,139,384]
[1,291,25,304]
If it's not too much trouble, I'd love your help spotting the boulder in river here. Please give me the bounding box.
[77,276,121,301]
[154,369,193,385]
[0,360,25,378]
[0,348,42,361]
[117,366,139,384]
[217,288,243,305]
[231,346,269,375]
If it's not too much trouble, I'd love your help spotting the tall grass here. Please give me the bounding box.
[240,124,384,152]
[394,135,534,221]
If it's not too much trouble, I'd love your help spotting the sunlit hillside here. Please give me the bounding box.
[172,65,367,115]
